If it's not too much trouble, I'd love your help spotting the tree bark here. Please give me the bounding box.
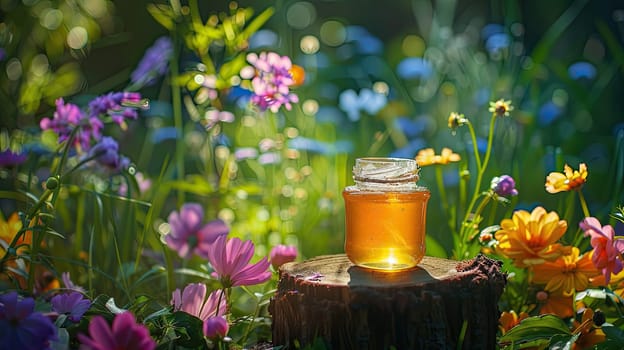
[269,254,507,350]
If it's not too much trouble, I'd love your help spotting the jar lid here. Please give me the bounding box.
[353,157,420,184]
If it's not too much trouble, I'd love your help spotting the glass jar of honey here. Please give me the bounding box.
[343,157,430,271]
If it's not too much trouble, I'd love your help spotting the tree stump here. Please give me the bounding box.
[269,254,507,350]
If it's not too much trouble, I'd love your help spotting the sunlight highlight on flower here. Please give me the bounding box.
[494,206,569,267]
[545,163,588,193]
[415,147,461,166]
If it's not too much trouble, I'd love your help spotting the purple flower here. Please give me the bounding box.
[490,175,518,197]
[0,149,27,167]
[62,272,86,293]
[269,244,298,269]
[131,36,173,87]
[118,171,152,197]
[164,203,229,259]
[0,291,58,350]
[50,291,91,322]
[246,52,299,113]
[207,236,271,288]
[78,312,156,350]
[88,92,143,129]
[40,98,103,152]
[87,136,129,172]
[171,283,226,321]
[203,316,229,340]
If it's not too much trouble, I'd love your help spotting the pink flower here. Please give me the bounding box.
[203,316,229,340]
[78,312,156,350]
[580,217,624,284]
[171,283,226,321]
[246,52,299,113]
[164,203,229,259]
[269,244,298,269]
[207,236,272,288]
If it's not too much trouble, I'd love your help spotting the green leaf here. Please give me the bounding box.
[170,311,205,348]
[601,325,624,345]
[425,235,447,258]
[499,314,571,346]
[548,333,579,350]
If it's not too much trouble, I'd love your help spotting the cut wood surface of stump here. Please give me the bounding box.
[269,254,507,350]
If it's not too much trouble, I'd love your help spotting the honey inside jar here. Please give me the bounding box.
[343,157,430,271]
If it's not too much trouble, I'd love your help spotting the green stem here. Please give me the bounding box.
[577,190,591,218]
[466,121,482,171]
[170,24,185,207]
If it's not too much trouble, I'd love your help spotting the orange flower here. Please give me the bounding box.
[498,310,529,334]
[545,163,588,193]
[537,292,575,318]
[531,247,600,296]
[289,64,305,86]
[494,206,569,267]
[415,147,461,166]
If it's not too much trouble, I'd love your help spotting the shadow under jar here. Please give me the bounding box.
[343,157,430,271]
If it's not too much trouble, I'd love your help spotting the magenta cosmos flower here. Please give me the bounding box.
[171,283,226,321]
[207,236,271,288]
[40,98,103,152]
[246,52,299,113]
[580,217,624,284]
[269,244,298,269]
[164,203,229,259]
[0,291,57,350]
[78,312,156,350]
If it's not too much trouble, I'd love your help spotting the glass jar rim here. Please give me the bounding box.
[353,157,420,184]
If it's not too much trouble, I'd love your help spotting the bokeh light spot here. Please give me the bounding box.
[372,81,389,95]
[302,99,319,115]
[41,9,63,30]
[31,54,49,77]
[300,35,320,54]
[320,20,346,47]
[402,35,425,57]
[287,1,316,30]
[67,26,89,49]
[82,0,108,18]
[6,58,22,81]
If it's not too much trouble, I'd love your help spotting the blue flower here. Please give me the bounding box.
[389,138,426,159]
[538,102,563,126]
[51,292,91,323]
[568,61,597,80]
[88,136,129,171]
[338,88,387,121]
[485,33,510,53]
[396,57,433,80]
[394,117,426,138]
[481,23,505,41]
[249,29,279,49]
[0,292,57,350]
[0,149,27,167]
[346,25,383,55]
[131,36,173,87]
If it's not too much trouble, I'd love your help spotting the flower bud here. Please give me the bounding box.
[270,244,298,269]
[203,316,228,340]
[45,176,59,190]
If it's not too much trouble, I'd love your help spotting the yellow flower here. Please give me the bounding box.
[447,112,467,129]
[415,147,461,167]
[0,212,29,255]
[531,247,600,296]
[545,163,588,193]
[494,206,569,267]
[488,99,514,117]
